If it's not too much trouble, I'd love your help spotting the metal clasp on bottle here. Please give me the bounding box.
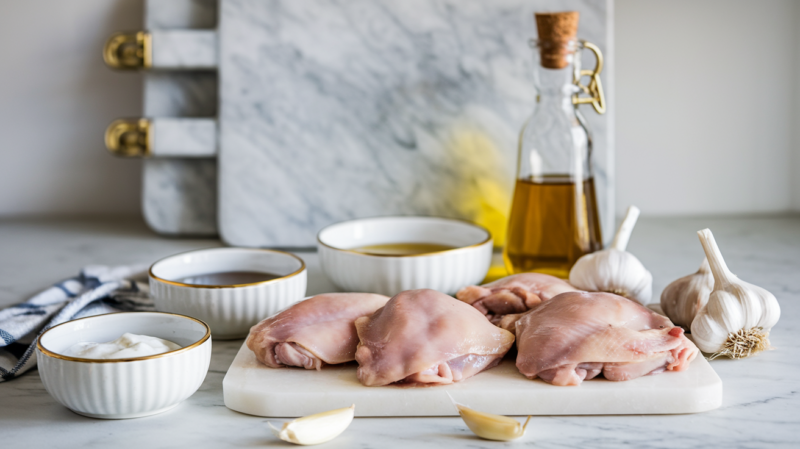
[572,40,606,115]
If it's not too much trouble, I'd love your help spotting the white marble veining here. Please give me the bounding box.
[142,72,219,235]
[145,0,217,29]
[219,0,613,247]
[142,159,218,236]
[143,71,218,118]
[151,118,218,157]
[142,2,220,236]
[0,216,798,447]
[137,0,611,244]
[151,30,218,69]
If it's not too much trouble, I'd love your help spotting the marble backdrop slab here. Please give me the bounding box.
[141,0,219,235]
[219,0,613,247]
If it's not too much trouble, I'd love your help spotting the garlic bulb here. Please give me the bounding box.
[569,206,653,305]
[690,229,780,359]
[449,394,530,441]
[268,404,355,445]
[660,258,714,328]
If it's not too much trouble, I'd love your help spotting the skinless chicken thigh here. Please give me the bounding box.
[246,293,389,370]
[456,273,579,323]
[355,289,515,387]
[516,291,698,386]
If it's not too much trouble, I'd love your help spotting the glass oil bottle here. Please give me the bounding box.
[503,11,606,278]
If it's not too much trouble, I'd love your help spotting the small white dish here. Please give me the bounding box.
[317,216,492,296]
[149,247,307,339]
[36,312,211,419]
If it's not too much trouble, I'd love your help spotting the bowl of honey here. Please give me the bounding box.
[149,248,307,339]
[317,216,492,296]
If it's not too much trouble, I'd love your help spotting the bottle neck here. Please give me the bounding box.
[534,65,578,107]
[530,38,581,106]
[518,48,593,182]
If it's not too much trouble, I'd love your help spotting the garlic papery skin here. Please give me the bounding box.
[569,206,653,305]
[690,229,781,359]
[268,404,355,445]
[660,258,714,328]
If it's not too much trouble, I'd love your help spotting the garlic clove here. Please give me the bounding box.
[660,258,714,328]
[268,404,355,445]
[457,404,531,441]
[569,206,653,305]
[690,229,780,358]
[448,394,530,441]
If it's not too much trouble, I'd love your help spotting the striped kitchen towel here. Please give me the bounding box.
[0,264,153,382]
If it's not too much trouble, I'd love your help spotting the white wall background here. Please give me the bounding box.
[0,0,798,217]
[615,0,800,216]
[0,0,143,216]
[795,3,800,212]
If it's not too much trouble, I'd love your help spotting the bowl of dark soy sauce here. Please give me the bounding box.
[149,248,307,339]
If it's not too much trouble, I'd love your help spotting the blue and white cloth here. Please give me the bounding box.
[0,265,153,382]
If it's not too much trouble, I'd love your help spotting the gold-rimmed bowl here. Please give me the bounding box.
[36,312,211,419]
[317,216,493,296]
[149,248,307,339]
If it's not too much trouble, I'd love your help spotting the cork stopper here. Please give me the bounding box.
[535,11,580,69]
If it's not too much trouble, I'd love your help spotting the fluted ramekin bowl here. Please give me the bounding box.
[36,312,211,419]
[317,216,493,296]
[149,248,307,339]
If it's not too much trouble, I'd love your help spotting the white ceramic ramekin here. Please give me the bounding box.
[317,216,493,296]
[149,248,307,339]
[36,312,211,419]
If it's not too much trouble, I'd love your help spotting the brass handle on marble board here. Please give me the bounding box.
[572,40,606,115]
[105,119,151,157]
[103,31,151,70]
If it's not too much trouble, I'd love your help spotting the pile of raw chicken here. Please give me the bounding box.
[246,273,699,387]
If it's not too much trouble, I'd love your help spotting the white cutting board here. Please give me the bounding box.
[223,342,722,417]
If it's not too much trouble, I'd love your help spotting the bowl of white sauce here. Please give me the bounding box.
[36,311,211,419]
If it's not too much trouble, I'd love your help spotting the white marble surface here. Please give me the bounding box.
[143,72,218,118]
[141,1,219,236]
[142,159,218,236]
[0,215,798,447]
[151,30,218,69]
[219,0,613,247]
[142,73,219,235]
[151,118,218,157]
[145,0,217,29]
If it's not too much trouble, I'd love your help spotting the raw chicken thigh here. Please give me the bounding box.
[355,289,515,386]
[247,293,389,370]
[456,273,578,322]
[516,291,698,386]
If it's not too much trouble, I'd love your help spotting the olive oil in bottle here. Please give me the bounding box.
[504,175,602,278]
[503,12,606,278]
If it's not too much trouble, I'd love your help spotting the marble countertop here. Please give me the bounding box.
[0,216,798,448]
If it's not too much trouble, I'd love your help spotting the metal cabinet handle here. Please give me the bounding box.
[103,32,152,70]
[105,118,218,158]
[103,30,217,70]
[105,119,151,157]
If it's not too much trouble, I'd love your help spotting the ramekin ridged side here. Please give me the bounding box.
[149,270,307,339]
[38,338,210,419]
[318,241,492,296]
